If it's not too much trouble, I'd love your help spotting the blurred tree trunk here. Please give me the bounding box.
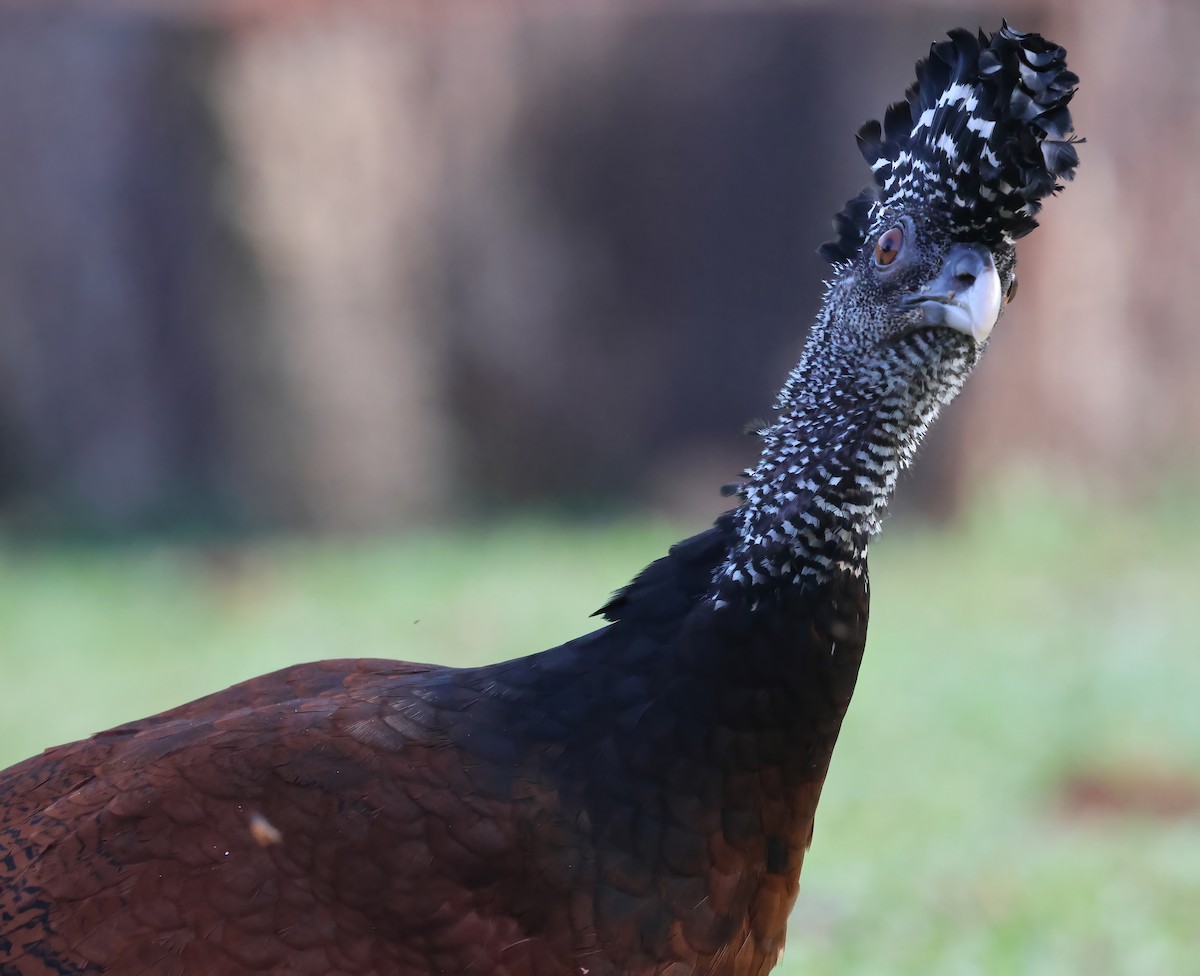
[214,17,452,531]
[0,14,231,531]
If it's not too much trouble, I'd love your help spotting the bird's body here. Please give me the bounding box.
[0,23,1078,976]
[1,549,863,976]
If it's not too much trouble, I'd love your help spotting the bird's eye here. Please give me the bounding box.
[1005,276,1019,304]
[873,226,904,267]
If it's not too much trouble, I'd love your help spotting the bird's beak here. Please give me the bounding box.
[902,243,1002,344]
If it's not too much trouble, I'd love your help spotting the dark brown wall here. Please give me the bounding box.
[0,2,1190,534]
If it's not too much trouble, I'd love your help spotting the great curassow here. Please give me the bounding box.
[0,23,1078,976]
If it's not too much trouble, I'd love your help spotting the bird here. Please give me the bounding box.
[0,23,1078,976]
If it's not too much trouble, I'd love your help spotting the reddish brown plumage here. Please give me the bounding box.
[1,556,868,976]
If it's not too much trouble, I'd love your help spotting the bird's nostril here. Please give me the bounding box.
[953,250,985,286]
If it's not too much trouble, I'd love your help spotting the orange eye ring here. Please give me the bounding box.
[873,226,904,267]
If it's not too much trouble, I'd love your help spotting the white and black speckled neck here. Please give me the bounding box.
[713,321,977,603]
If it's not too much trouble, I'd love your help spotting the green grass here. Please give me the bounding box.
[2,489,1199,973]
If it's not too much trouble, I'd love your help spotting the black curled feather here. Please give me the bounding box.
[818,189,876,265]
[820,21,1080,264]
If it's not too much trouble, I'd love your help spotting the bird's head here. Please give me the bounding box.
[813,22,1078,383]
[728,23,1079,587]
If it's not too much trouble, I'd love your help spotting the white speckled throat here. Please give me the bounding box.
[713,307,983,601]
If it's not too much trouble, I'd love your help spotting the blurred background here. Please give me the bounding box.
[2,0,1198,972]
[4,0,1198,536]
